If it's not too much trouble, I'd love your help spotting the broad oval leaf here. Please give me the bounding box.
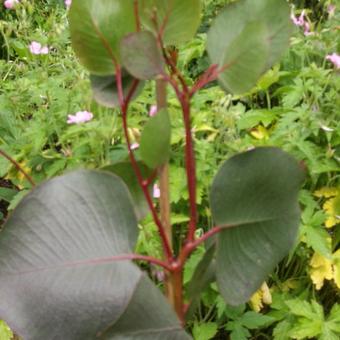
[186,244,216,321]
[0,170,188,339]
[140,0,202,45]
[140,109,171,169]
[101,161,153,221]
[121,31,164,80]
[69,0,136,75]
[210,147,304,305]
[90,71,144,108]
[207,0,292,94]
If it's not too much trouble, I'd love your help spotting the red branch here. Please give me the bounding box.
[0,149,35,187]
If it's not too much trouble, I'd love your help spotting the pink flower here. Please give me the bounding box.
[291,10,312,36]
[64,0,72,8]
[4,0,19,9]
[29,41,49,55]
[149,105,157,117]
[326,53,340,69]
[67,111,93,124]
[130,143,140,150]
[328,4,336,16]
[153,184,160,198]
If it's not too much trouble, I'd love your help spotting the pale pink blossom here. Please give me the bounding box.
[291,10,312,36]
[4,0,19,9]
[64,0,72,8]
[29,41,49,55]
[149,105,157,117]
[153,184,160,198]
[326,53,340,69]
[328,4,336,16]
[130,143,140,150]
[67,111,93,124]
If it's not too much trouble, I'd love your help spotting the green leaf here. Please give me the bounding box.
[237,109,278,130]
[0,187,18,203]
[69,0,136,74]
[327,304,340,332]
[141,0,202,45]
[303,224,332,259]
[0,170,188,339]
[286,299,323,320]
[90,71,144,108]
[140,109,171,169]
[101,161,153,220]
[185,245,216,320]
[0,320,12,340]
[240,311,275,329]
[210,147,304,305]
[208,20,269,94]
[121,31,164,80]
[192,322,218,340]
[187,244,216,299]
[226,321,250,340]
[207,0,292,94]
[273,320,293,340]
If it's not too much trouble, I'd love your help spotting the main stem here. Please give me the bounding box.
[156,79,176,308]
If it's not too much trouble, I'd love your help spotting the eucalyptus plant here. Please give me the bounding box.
[0,0,305,338]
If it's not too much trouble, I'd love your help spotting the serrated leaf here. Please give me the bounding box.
[210,147,304,305]
[140,109,171,169]
[309,252,333,290]
[273,320,292,340]
[192,322,218,340]
[69,0,137,74]
[121,31,164,80]
[0,170,189,339]
[90,72,144,108]
[140,0,202,45]
[240,311,275,329]
[286,299,322,320]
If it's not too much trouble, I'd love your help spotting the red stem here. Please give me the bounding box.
[0,149,35,187]
[181,95,198,243]
[133,0,141,32]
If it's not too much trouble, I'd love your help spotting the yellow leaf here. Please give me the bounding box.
[323,197,340,228]
[249,290,263,312]
[333,250,340,289]
[250,125,269,140]
[309,252,333,290]
[249,282,272,312]
[261,282,272,305]
[314,187,339,198]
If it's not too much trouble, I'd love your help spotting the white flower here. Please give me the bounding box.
[67,111,93,124]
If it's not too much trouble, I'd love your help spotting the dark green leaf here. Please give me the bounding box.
[240,311,275,329]
[140,109,171,169]
[207,0,292,94]
[121,31,164,80]
[141,0,202,45]
[210,147,304,305]
[101,161,153,220]
[0,170,188,339]
[187,245,216,299]
[69,0,136,74]
[90,71,144,108]
[186,245,216,320]
[0,188,18,203]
